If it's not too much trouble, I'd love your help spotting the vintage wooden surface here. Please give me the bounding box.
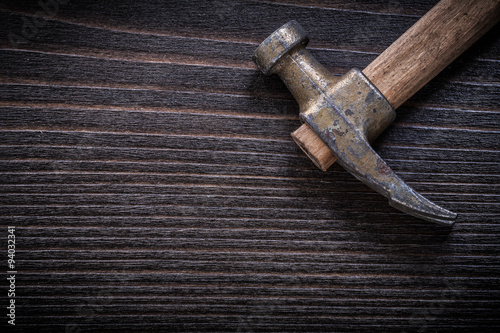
[0,0,499,332]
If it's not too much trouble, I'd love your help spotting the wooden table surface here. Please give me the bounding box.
[1,0,499,332]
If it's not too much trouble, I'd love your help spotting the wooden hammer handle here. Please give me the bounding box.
[364,0,500,109]
[293,0,500,171]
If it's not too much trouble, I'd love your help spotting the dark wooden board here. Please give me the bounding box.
[0,0,499,332]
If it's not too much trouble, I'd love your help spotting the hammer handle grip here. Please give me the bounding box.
[363,0,500,109]
[294,0,500,171]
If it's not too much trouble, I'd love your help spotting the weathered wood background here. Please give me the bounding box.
[1,0,499,332]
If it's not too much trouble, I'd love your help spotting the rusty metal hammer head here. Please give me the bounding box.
[252,21,457,226]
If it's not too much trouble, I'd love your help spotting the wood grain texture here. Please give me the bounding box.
[0,0,499,332]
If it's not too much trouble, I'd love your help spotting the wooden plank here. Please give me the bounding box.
[0,0,499,332]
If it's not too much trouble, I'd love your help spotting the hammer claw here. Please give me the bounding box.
[388,188,457,226]
[300,69,457,226]
[329,133,457,225]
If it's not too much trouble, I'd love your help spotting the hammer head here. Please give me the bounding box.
[253,21,457,226]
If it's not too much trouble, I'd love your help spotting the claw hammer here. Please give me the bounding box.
[252,0,500,225]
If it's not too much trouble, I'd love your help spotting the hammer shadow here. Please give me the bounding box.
[305,162,455,244]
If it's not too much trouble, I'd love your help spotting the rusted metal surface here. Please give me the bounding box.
[252,20,457,225]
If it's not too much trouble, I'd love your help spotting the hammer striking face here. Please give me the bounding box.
[252,1,500,226]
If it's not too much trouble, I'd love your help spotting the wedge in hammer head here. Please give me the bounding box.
[252,20,457,226]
